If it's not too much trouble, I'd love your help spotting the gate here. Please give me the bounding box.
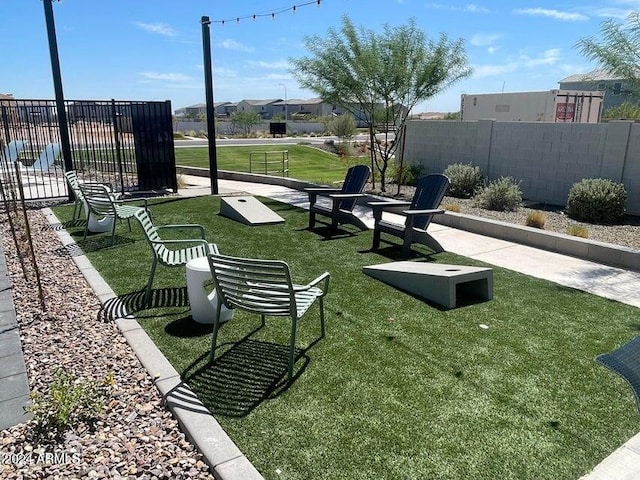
[0,98,177,200]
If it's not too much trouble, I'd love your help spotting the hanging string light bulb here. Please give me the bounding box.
[211,0,322,26]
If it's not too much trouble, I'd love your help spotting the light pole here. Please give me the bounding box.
[278,83,287,121]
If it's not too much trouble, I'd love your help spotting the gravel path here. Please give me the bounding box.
[0,211,215,479]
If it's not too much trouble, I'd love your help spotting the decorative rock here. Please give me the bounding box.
[0,211,215,479]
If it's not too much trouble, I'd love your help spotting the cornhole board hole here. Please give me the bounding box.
[219,196,285,226]
[363,261,493,309]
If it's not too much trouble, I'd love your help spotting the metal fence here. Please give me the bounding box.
[0,98,176,200]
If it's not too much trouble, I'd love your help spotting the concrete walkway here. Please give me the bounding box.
[0,243,30,431]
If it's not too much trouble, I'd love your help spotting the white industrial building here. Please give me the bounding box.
[460,90,604,123]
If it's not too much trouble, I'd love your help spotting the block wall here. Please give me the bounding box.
[403,120,640,214]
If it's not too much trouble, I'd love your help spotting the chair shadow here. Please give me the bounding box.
[99,287,190,322]
[301,225,361,240]
[180,337,311,418]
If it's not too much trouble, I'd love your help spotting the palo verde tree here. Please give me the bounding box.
[231,110,262,136]
[576,11,640,98]
[290,15,471,191]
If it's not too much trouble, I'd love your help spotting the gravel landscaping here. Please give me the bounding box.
[368,182,640,251]
[0,210,214,480]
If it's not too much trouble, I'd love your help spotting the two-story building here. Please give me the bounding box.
[559,69,635,113]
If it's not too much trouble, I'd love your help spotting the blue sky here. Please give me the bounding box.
[2,0,640,114]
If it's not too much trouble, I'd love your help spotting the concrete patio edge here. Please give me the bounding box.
[40,208,264,480]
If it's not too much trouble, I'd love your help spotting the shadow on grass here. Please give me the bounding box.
[99,287,190,322]
[301,225,363,240]
[180,338,310,418]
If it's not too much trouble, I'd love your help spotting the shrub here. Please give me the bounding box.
[566,178,627,224]
[566,224,589,238]
[443,163,483,198]
[526,211,546,229]
[473,177,522,211]
[27,368,114,438]
[387,161,424,186]
[444,203,461,212]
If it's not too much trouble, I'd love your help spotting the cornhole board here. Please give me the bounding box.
[219,196,284,226]
[363,261,493,309]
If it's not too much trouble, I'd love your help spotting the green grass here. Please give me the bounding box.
[175,145,364,184]
[53,197,640,480]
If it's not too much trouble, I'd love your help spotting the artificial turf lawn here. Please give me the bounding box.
[175,144,363,185]
[53,196,640,480]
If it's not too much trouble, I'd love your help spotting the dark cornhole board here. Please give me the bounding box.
[597,336,640,413]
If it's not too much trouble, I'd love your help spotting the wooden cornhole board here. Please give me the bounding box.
[363,261,493,309]
[219,196,285,226]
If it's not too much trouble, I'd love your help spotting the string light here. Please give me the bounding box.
[211,0,321,26]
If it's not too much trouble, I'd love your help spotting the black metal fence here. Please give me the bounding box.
[0,98,176,200]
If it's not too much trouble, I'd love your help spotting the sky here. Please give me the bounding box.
[2,0,640,114]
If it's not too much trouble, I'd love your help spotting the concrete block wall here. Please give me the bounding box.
[403,119,640,214]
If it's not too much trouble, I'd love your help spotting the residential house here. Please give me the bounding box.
[559,69,635,114]
[236,99,282,119]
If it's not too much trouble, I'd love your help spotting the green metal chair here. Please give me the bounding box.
[207,252,330,381]
[79,183,148,246]
[133,208,218,306]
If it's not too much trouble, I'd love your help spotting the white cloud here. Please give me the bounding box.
[138,72,192,82]
[465,4,489,13]
[593,8,634,19]
[513,8,589,21]
[472,49,562,78]
[214,67,238,78]
[487,46,498,54]
[135,22,177,37]
[247,60,290,70]
[470,33,501,47]
[219,39,255,52]
[425,3,489,13]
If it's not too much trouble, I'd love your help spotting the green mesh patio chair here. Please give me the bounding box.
[79,183,148,246]
[305,164,370,235]
[64,170,117,221]
[207,252,330,381]
[134,208,218,306]
[369,173,450,257]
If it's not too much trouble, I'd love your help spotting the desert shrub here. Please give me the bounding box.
[566,178,627,224]
[387,161,424,186]
[27,368,114,438]
[443,163,483,198]
[444,203,461,212]
[526,211,546,229]
[473,176,522,211]
[566,224,589,238]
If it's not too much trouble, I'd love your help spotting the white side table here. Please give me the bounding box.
[186,256,234,324]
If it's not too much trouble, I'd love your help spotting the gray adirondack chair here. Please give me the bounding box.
[305,164,370,235]
[370,174,450,257]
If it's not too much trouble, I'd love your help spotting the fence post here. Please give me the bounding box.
[111,99,125,193]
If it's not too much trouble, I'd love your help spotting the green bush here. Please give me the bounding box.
[566,178,627,224]
[387,161,424,186]
[443,163,483,198]
[473,176,522,211]
[27,368,114,438]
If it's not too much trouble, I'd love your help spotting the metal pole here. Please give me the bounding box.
[43,0,74,200]
[278,83,288,120]
[201,16,219,195]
